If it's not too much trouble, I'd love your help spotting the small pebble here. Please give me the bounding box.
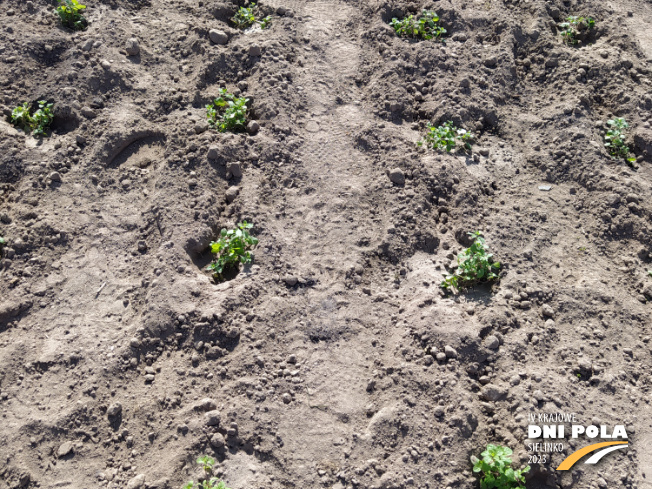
[107,402,122,417]
[246,120,260,135]
[225,186,239,203]
[283,275,298,286]
[249,44,262,57]
[388,168,405,185]
[226,161,242,178]
[205,410,221,426]
[126,474,146,489]
[484,335,500,350]
[81,106,96,119]
[125,38,140,56]
[209,29,229,45]
[57,441,74,458]
[541,304,555,318]
[210,433,225,448]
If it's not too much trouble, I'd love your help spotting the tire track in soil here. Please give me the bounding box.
[263,0,382,281]
[233,0,397,483]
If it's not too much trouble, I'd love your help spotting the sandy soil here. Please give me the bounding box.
[1,0,652,488]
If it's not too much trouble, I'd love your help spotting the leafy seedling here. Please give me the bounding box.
[0,237,5,257]
[206,221,259,281]
[390,10,446,40]
[56,0,88,31]
[11,103,31,130]
[471,444,530,489]
[441,231,500,292]
[558,16,594,44]
[184,456,232,489]
[206,88,249,133]
[231,3,271,30]
[604,118,636,167]
[197,456,215,474]
[11,101,54,137]
[419,121,473,152]
[259,15,272,29]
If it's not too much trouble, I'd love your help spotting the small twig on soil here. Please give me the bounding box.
[95,281,107,298]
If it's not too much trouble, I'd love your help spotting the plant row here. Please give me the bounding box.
[4,4,643,288]
[54,1,271,32]
[185,445,529,489]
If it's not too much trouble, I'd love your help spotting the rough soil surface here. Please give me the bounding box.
[1,0,652,488]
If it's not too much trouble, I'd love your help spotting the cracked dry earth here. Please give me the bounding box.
[2,0,652,488]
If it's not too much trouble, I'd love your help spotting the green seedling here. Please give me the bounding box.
[11,101,54,137]
[648,270,652,277]
[441,231,500,292]
[604,118,636,166]
[184,455,231,489]
[259,15,272,29]
[184,481,230,489]
[11,103,31,130]
[206,221,259,281]
[471,444,530,489]
[558,16,594,44]
[231,3,271,30]
[0,237,5,256]
[55,0,87,31]
[197,456,215,474]
[390,10,446,40]
[419,121,473,152]
[206,88,249,133]
[232,4,255,29]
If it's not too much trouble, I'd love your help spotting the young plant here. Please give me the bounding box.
[197,456,215,474]
[390,10,446,40]
[184,455,231,489]
[55,0,88,31]
[206,89,249,133]
[441,231,500,292]
[604,118,636,166]
[471,444,530,489]
[0,237,5,257]
[419,121,473,152]
[259,15,272,29]
[184,481,230,489]
[231,3,271,30]
[206,221,259,281]
[11,101,54,137]
[558,16,594,44]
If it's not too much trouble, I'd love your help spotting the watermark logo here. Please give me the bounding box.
[526,412,629,471]
[555,441,629,470]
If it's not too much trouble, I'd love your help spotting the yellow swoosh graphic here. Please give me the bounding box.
[556,441,628,470]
